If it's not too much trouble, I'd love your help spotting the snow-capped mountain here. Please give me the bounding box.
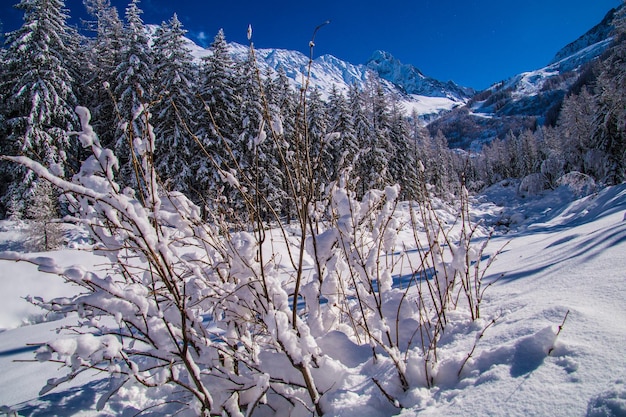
[366,50,474,99]
[183,35,469,120]
[427,6,621,149]
[550,6,617,65]
[181,2,619,144]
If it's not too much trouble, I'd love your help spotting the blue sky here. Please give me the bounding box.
[1,0,622,89]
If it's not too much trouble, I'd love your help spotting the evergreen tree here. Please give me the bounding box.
[272,66,299,219]
[306,87,331,187]
[196,29,240,207]
[198,29,240,146]
[327,85,358,182]
[407,109,432,198]
[592,7,626,184]
[151,15,198,196]
[557,87,598,175]
[363,78,392,191]
[110,0,154,187]
[25,180,64,251]
[81,0,125,149]
[429,130,453,194]
[236,48,287,221]
[348,83,373,197]
[0,0,79,216]
[388,101,418,199]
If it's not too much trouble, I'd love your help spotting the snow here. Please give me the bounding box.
[1,184,626,416]
[401,95,464,118]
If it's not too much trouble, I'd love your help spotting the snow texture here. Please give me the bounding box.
[1,183,625,416]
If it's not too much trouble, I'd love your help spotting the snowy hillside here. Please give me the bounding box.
[550,6,619,64]
[426,6,620,149]
[1,184,625,416]
[478,37,612,111]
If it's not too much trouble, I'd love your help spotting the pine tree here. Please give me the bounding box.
[348,83,373,197]
[558,87,598,175]
[363,78,392,191]
[272,66,299,219]
[306,87,331,187]
[110,0,154,187]
[406,109,432,198]
[388,101,418,199]
[151,15,198,196]
[0,0,79,216]
[429,130,453,194]
[25,180,64,251]
[327,85,358,182]
[196,29,240,208]
[592,6,626,184]
[81,0,125,149]
[236,48,288,221]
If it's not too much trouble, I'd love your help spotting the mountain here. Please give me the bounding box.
[179,4,619,148]
[426,6,621,150]
[550,7,618,65]
[365,50,474,99]
[182,35,469,120]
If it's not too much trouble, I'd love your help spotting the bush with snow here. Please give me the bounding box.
[1,95,502,415]
[557,171,597,197]
[518,173,547,198]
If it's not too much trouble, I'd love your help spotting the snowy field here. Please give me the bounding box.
[1,183,625,416]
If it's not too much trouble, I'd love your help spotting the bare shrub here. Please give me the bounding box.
[1,43,499,416]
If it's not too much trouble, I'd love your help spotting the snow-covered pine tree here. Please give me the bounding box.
[110,0,154,188]
[81,0,125,149]
[407,108,434,198]
[24,180,63,251]
[363,77,393,191]
[151,14,198,197]
[274,66,298,129]
[429,130,453,195]
[196,29,240,210]
[256,68,294,220]
[388,100,418,200]
[235,47,289,222]
[592,5,626,184]
[348,83,374,197]
[557,87,599,177]
[306,87,331,189]
[271,66,299,220]
[327,85,358,183]
[0,0,79,217]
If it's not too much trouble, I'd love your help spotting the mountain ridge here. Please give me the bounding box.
[425,6,620,149]
[182,35,469,119]
[179,4,618,136]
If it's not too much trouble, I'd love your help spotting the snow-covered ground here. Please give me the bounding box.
[1,183,625,416]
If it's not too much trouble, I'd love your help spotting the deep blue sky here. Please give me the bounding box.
[1,0,622,89]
